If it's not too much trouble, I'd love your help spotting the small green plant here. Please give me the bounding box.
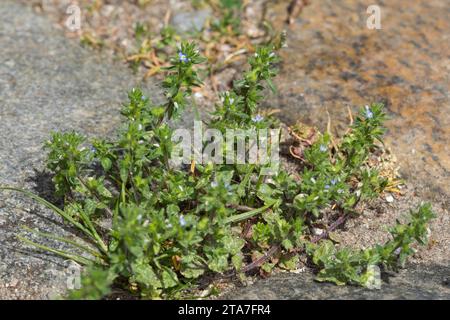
[293,103,389,218]
[308,203,435,286]
[127,23,180,76]
[125,0,255,80]
[211,0,243,36]
[1,39,435,299]
[308,204,434,286]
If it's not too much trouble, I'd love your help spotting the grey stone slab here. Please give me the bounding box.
[224,263,450,300]
[171,8,212,34]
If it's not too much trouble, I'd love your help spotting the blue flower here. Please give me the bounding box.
[90,146,97,154]
[252,114,264,123]
[178,51,189,63]
[365,105,373,119]
[330,178,337,185]
[179,215,186,227]
[211,181,218,188]
[325,185,330,190]
[319,144,327,152]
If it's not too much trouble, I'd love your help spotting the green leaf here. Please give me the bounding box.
[261,262,275,273]
[161,267,179,289]
[131,260,162,289]
[279,255,299,270]
[281,238,293,251]
[208,256,229,273]
[312,240,335,266]
[231,252,244,271]
[101,157,112,171]
[151,106,165,118]
[315,272,346,286]
[181,267,205,279]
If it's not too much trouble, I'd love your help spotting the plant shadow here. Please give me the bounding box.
[26,169,63,208]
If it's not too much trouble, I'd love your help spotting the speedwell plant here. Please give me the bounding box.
[1,38,434,299]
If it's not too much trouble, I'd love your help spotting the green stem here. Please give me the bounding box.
[21,225,105,260]
[1,187,95,240]
[224,200,277,224]
[17,235,98,266]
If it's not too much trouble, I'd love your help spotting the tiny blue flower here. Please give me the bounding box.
[325,185,330,190]
[178,51,189,63]
[211,181,218,188]
[90,146,97,154]
[141,95,147,101]
[179,215,186,227]
[319,144,327,152]
[252,114,264,123]
[330,178,337,185]
[337,189,344,194]
[365,105,373,119]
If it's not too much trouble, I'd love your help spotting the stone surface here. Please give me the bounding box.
[224,263,450,300]
[171,8,212,34]
[0,0,157,299]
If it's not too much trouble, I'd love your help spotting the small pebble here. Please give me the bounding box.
[385,194,394,203]
[426,227,432,239]
[312,228,324,236]
[194,92,203,100]
[291,267,307,274]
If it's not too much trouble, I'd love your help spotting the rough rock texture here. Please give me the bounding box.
[223,263,450,300]
[0,0,157,299]
[171,8,213,34]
